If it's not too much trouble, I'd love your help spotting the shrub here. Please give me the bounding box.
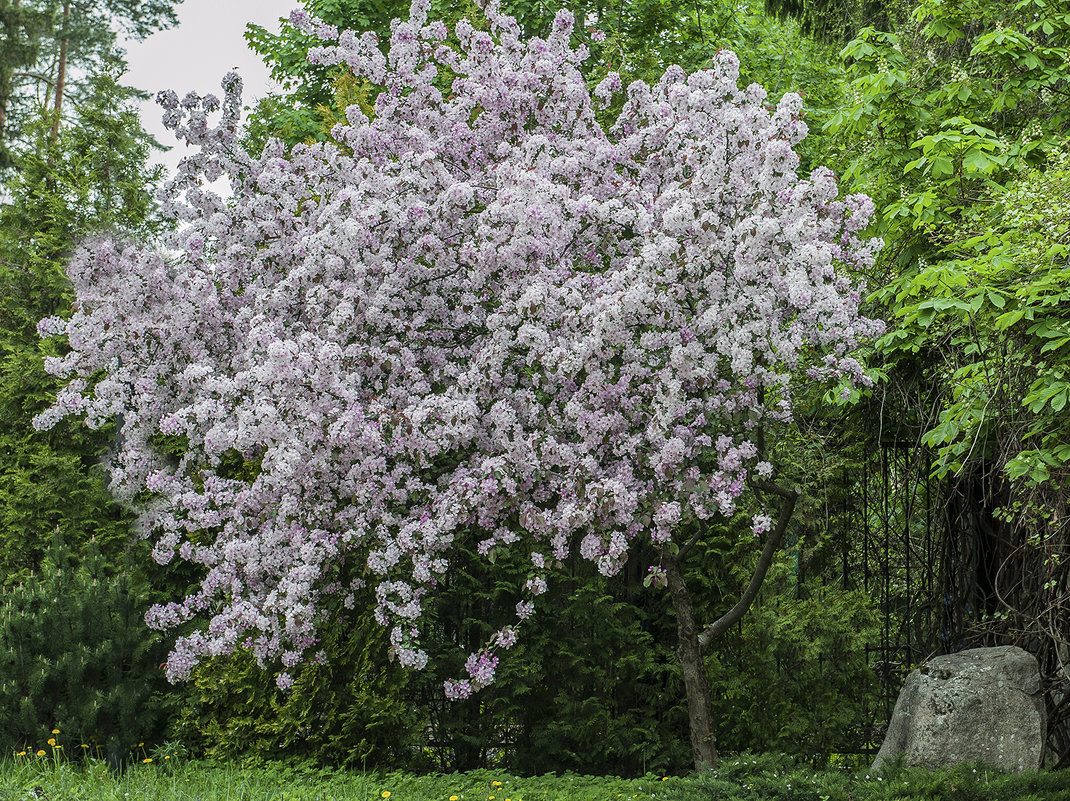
[0,532,170,765]
[169,585,419,770]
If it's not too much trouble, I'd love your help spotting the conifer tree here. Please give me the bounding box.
[0,0,182,171]
[0,68,166,580]
[0,530,169,761]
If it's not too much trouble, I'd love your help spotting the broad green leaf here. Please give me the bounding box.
[995,309,1026,330]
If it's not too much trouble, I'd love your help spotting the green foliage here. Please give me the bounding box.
[676,481,882,761]
[688,754,1070,801]
[0,68,166,583]
[827,0,1070,494]
[169,587,419,770]
[706,571,881,759]
[764,0,888,42]
[418,544,689,775]
[821,5,1070,759]
[0,532,170,762]
[0,0,49,169]
[167,522,883,774]
[826,0,1070,262]
[169,542,691,775]
[0,10,184,771]
[870,150,1070,491]
[0,0,181,175]
[2,755,1068,800]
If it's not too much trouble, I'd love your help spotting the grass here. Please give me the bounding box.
[0,757,683,801]
[1,751,1068,801]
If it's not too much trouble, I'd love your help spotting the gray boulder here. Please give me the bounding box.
[872,645,1045,772]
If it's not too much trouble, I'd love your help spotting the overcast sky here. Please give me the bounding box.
[123,0,299,180]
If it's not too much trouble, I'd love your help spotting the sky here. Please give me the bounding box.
[123,0,299,181]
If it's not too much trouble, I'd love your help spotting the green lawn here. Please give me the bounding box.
[0,758,682,801]
[2,752,1068,801]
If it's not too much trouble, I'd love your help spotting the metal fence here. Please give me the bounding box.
[835,441,977,752]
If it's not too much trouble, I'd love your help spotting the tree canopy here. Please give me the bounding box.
[35,0,883,770]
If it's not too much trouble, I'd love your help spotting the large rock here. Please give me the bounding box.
[872,645,1046,772]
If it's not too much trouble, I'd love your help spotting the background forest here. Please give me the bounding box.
[0,0,1068,778]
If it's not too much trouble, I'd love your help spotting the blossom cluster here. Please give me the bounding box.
[34,0,882,693]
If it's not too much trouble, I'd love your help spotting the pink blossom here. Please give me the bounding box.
[36,0,882,699]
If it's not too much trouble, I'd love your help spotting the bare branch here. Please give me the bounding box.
[12,71,56,87]
[676,519,706,563]
[697,479,797,651]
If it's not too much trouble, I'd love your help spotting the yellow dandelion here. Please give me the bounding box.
[493,782,502,787]
[143,758,153,763]
[381,793,391,799]
[36,750,45,756]
[51,729,59,734]
[54,745,62,749]
[17,751,25,756]
[450,796,459,800]
[137,742,144,747]
[47,738,56,746]
[662,777,669,781]
[490,796,495,800]
[164,756,170,760]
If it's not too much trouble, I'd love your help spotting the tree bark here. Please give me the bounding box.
[665,479,799,773]
[0,68,9,157]
[1,0,26,164]
[664,551,718,772]
[49,0,69,147]
[698,481,798,649]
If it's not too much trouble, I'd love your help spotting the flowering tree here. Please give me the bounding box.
[35,0,882,770]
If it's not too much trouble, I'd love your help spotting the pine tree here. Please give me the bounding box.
[0,530,170,760]
[0,68,166,580]
[0,0,181,172]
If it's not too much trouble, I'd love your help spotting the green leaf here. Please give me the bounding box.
[1030,464,1051,483]
[995,309,1026,330]
[931,156,955,180]
[917,306,937,327]
[1041,336,1070,354]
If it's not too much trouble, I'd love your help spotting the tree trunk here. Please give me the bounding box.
[664,480,799,773]
[1,0,25,164]
[697,482,798,649]
[49,0,69,147]
[664,552,718,771]
[0,66,10,155]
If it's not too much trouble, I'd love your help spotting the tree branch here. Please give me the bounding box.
[676,518,706,563]
[696,479,797,651]
[12,71,56,87]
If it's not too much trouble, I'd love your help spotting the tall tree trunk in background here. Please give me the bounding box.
[0,2,13,149]
[49,0,69,146]
[1,0,28,166]
[0,67,10,159]
[668,480,798,772]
